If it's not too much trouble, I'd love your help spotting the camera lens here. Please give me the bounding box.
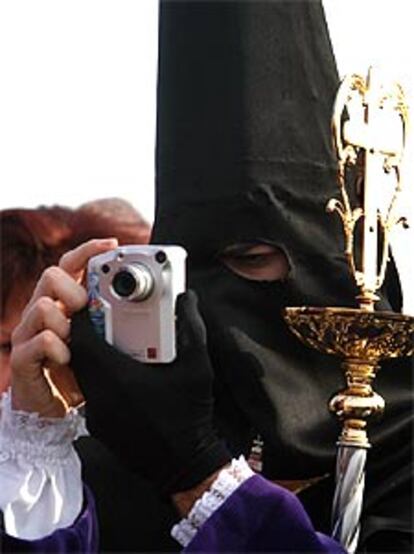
[112,270,137,297]
[112,264,153,301]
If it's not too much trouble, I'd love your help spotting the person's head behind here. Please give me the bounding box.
[0,199,151,392]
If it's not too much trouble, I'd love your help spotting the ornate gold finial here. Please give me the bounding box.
[327,67,409,311]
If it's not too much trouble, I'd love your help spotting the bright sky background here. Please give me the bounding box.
[0,0,159,221]
[0,0,413,311]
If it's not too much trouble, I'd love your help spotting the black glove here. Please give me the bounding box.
[70,290,230,495]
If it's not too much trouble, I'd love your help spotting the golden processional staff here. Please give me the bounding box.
[285,67,414,553]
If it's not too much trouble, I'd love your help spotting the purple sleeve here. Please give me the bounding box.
[2,487,98,553]
[185,474,345,553]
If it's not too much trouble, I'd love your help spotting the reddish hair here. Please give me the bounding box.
[1,199,151,317]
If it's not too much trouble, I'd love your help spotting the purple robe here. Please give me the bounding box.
[2,477,343,553]
[185,475,344,553]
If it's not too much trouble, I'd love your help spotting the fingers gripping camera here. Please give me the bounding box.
[88,246,187,363]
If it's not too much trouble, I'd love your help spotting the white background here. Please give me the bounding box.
[0,0,159,221]
[0,0,413,311]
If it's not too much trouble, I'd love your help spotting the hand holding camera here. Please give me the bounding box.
[70,289,231,494]
[11,236,230,494]
[10,239,118,417]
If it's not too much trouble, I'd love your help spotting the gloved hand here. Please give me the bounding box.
[70,290,230,495]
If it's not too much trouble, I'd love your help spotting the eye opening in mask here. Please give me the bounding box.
[219,242,291,282]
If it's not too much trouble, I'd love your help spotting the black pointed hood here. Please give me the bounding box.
[152,0,360,307]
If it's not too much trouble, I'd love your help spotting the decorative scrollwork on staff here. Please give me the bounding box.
[328,68,409,310]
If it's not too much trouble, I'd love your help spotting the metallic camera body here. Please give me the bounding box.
[87,245,187,363]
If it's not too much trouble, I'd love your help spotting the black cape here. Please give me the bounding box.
[152,1,413,551]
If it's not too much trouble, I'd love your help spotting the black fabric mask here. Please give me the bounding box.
[152,0,413,546]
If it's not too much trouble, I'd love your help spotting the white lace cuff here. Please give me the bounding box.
[171,456,254,547]
[0,388,87,540]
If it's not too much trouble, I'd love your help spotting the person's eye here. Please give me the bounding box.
[229,252,274,267]
[220,244,290,281]
[0,341,12,355]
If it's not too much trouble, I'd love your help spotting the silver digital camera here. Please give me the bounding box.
[87,245,187,363]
